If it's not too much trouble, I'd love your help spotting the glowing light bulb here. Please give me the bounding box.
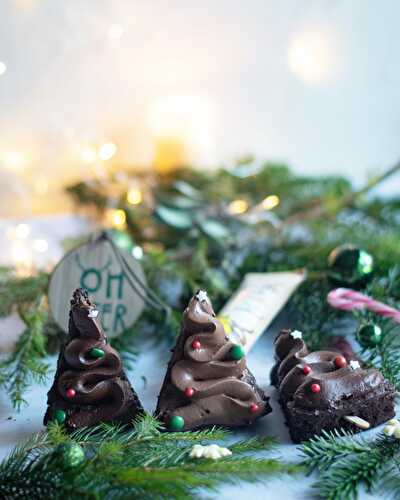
[107,208,126,228]
[228,199,248,215]
[98,142,117,161]
[127,188,142,205]
[15,224,31,239]
[108,24,124,40]
[2,151,28,170]
[81,146,97,164]
[262,195,280,210]
[288,28,338,84]
[33,239,48,253]
[0,61,6,76]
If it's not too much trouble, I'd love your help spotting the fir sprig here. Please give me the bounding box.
[0,415,300,500]
[301,430,400,500]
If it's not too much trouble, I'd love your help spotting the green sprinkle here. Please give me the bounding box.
[89,347,105,358]
[230,344,245,361]
[168,415,185,431]
[54,409,66,424]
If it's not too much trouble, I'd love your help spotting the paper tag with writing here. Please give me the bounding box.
[218,270,306,352]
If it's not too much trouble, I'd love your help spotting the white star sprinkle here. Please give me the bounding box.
[349,360,361,370]
[189,444,232,460]
[384,419,400,438]
[290,330,303,340]
[196,290,208,302]
[88,309,99,318]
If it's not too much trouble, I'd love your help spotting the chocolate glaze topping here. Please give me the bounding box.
[272,329,389,410]
[156,291,271,430]
[44,288,143,430]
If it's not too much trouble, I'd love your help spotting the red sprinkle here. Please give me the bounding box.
[191,340,201,350]
[334,355,347,369]
[250,403,259,413]
[185,387,194,397]
[302,365,311,375]
[311,383,321,393]
[66,388,76,398]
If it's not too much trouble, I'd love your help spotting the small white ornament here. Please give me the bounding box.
[384,418,400,438]
[343,415,370,430]
[349,360,361,370]
[196,290,209,303]
[189,444,232,460]
[88,309,99,318]
[290,330,303,340]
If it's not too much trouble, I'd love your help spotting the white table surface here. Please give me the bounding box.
[0,214,386,498]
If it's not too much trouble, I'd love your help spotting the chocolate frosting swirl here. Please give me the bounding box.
[272,330,388,410]
[156,291,270,430]
[44,288,142,430]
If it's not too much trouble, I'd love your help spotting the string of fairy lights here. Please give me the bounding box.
[1,3,338,274]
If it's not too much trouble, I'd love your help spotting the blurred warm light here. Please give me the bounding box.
[14,223,31,239]
[228,199,248,215]
[33,177,49,195]
[0,61,6,76]
[98,142,117,161]
[108,24,124,40]
[12,241,31,263]
[288,28,338,84]
[106,208,126,228]
[2,151,28,170]
[149,95,215,172]
[262,195,280,210]
[126,187,142,205]
[80,146,97,164]
[132,246,143,259]
[33,239,48,253]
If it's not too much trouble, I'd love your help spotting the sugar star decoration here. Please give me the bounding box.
[88,309,99,318]
[384,419,400,438]
[290,330,303,340]
[196,290,208,302]
[189,444,232,460]
[349,360,361,370]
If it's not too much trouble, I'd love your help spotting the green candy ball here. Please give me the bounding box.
[328,244,374,287]
[357,323,382,348]
[168,415,185,431]
[89,347,105,358]
[54,409,66,424]
[55,442,85,468]
[230,344,245,361]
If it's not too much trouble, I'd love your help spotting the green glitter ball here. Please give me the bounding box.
[55,442,85,468]
[328,244,374,287]
[357,323,382,348]
[54,409,66,424]
[89,347,105,358]
[168,415,185,431]
[230,344,245,361]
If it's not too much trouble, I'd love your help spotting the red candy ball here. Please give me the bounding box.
[66,388,76,398]
[334,355,347,369]
[191,340,201,350]
[250,403,259,413]
[185,387,194,397]
[311,383,321,393]
[302,365,311,375]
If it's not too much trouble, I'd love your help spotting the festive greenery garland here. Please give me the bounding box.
[1,160,400,498]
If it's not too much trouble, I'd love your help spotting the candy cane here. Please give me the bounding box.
[327,288,400,323]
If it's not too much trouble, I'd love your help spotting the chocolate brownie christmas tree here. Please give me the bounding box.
[271,329,395,443]
[44,288,143,431]
[156,290,271,431]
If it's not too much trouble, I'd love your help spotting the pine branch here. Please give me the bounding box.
[0,415,299,500]
[301,431,400,500]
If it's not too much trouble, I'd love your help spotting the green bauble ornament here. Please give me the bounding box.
[328,244,374,287]
[168,415,185,431]
[230,344,245,361]
[357,323,382,348]
[55,442,85,468]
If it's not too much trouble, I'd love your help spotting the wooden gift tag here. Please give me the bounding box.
[49,232,146,337]
[218,270,306,352]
